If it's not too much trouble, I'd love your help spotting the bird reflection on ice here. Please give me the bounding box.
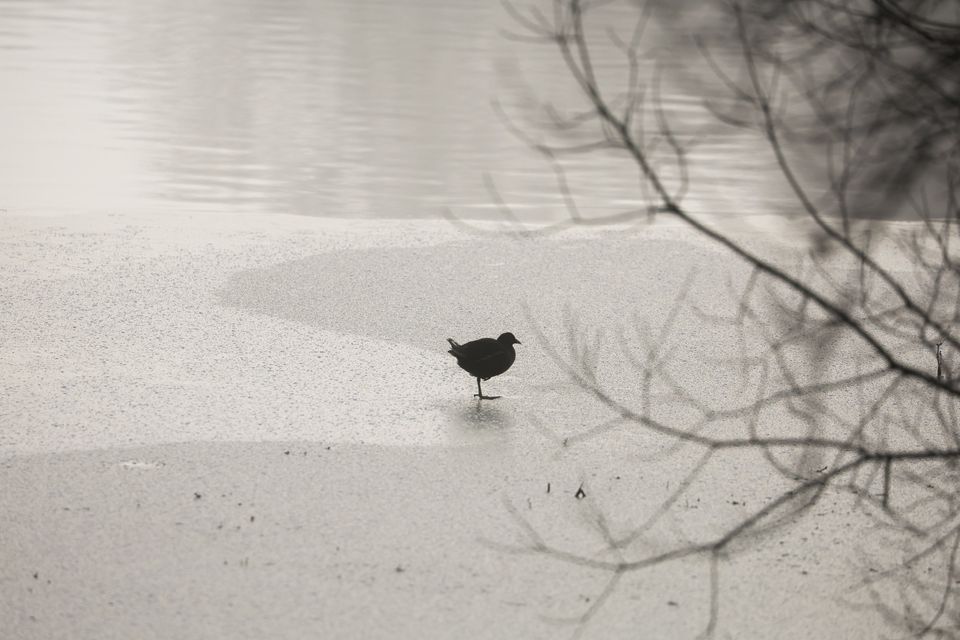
[446,398,514,439]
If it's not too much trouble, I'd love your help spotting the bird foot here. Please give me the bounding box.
[474,394,502,400]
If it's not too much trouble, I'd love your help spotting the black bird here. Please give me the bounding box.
[446,332,521,399]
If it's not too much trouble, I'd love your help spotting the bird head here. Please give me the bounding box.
[498,332,521,346]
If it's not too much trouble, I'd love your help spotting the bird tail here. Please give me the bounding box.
[446,338,461,357]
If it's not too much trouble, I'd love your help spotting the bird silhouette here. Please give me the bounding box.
[446,332,521,399]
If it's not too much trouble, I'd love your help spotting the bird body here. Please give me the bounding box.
[446,332,520,399]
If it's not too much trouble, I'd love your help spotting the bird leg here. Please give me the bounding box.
[474,377,501,400]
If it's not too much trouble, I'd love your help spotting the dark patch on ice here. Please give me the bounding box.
[216,235,727,351]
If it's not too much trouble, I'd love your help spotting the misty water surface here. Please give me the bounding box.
[0,0,789,219]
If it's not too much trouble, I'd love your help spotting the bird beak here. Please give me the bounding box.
[516,339,522,345]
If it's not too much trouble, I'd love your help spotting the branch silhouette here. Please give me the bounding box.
[464,0,960,636]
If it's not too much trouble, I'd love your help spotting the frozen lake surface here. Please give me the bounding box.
[0,211,935,638]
